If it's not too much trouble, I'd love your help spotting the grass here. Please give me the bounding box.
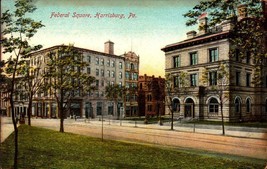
[0,125,265,169]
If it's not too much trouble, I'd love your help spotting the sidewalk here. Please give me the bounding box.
[78,118,267,140]
[0,116,15,143]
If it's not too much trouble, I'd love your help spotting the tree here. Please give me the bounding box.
[0,0,44,168]
[44,45,95,132]
[165,71,190,130]
[201,62,230,135]
[105,84,126,119]
[184,0,266,85]
[16,60,44,125]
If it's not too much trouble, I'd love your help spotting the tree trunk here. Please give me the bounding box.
[10,95,18,169]
[220,102,225,135]
[59,89,64,133]
[60,117,64,133]
[27,97,32,126]
[171,110,174,130]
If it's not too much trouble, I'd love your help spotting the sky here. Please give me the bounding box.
[2,0,200,77]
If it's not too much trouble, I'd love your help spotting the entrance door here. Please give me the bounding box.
[184,98,195,118]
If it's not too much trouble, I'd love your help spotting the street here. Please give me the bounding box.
[1,117,267,160]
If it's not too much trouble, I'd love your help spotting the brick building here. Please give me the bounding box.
[138,74,165,117]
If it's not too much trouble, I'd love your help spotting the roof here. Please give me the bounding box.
[161,31,230,52]
[28,45,124,60]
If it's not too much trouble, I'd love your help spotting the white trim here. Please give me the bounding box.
[206,96,220,104]
[234,96,242,104]
[184,96,196,104]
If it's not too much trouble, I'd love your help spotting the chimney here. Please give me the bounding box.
[237,4,247,21]
[104,40,114,55]
[186,31,197,39]
[221,20,233,31]
[198,17,208,35]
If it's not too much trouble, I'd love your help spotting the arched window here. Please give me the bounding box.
[235,97,241,113]
[172,98,180,112]
[209,98,219,114]
[246,98,251,113]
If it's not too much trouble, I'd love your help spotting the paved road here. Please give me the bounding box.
[1,117,267,160]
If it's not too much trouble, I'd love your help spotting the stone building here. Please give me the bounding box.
[123,51,139,117]
[138,74,165,117]
[162,4,267,122]
[23,41,139,118]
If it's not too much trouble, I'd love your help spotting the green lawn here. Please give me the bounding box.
[0,125,265,169]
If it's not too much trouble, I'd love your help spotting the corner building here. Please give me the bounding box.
[162,4,267,122]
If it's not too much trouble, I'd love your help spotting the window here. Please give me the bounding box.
[111,60,115,67]
[173,55,180,68]
[101,58,104,65]
[147,94,152,101]
[190,52,198,65]
[173,76,180,88]
[246,73,251,87]
[95,80,99,87]
[119,82,122,87]
[236,71,241,86]
[119,62,123,69]
[108,103,114,115]
[209,71,217,86]
[96,57,99,65]
[111,71,115,78]
[209,98,219,114]
[235,97,241,113]
[96,69,99,76]
[96,102,102,115]
[107,59,110,67]
[87,67,91,74]
[190,74,197,86]
[246,98,251,113]
[133,73,138,80]
[107,70,110,77]
[131,63,135,70]
[101,80,104,86]
[209,48,218,62]
[125,72,130,80]
[126,82,129,88]
[101,69,104,77]
[87,55,91,62]
[119,72,122,79]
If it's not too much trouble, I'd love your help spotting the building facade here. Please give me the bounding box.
[123,51,139,117]
[138,74,165,117]
[162,4,267,122]
[22,41,139,119]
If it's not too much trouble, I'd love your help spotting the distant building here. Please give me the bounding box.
[162,3,267,122]
[13,41,140,119]
[138,74,165,117]
[123,51,139,117]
